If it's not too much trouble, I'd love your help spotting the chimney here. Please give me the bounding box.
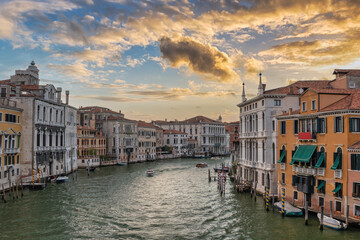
[289,108,292,115]
[262,84,266,92]
[56,87,62,104]
[65,90,69,105]
[15,84,20,97]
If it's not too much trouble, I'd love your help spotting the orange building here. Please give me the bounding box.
[277,87,360,223]
[77,126,106,168]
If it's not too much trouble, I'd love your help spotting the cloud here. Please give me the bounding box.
[47,62,93,80]
[159,36,238,82]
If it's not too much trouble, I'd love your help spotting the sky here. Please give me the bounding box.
[0,0,359,122]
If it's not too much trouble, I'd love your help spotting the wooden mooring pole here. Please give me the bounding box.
[12,183,15,200]
[346,205,349,227]
[2,184,6,203]
[272,193,275,213]
[265,187,269,212]
[254,182,257,202]
[281,188,285,217]
[16,183,19,199]
[320,206,324,230]
[330,201,333,218]
[305,199,309,225]
[21,179,24,197]
[208,169,211,182]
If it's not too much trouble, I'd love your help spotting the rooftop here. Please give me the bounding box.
[163,129,187,135]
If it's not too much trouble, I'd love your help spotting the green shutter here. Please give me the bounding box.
[331,153,340,170]
[277,150,286,163]
[351,154,356,170]
[332,184,342,193]
[315,153,325,168]
[316,181,325,190]
[291,145,317,164]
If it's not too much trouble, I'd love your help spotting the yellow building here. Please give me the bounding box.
[277,87,360,223]
[0,103,22,190]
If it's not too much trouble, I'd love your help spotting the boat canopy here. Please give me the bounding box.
[290,145,317,165]
[315,153,325,168]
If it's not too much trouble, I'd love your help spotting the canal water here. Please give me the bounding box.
[0,157,359,239]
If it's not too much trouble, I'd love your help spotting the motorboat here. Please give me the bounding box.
[89,166,96,171]
[274,201,303,217]
[317,213,347,230]
[56,176,69,183]
[196,163,208,168]
[146,170,154,177]
[117,161,128,166]
[194,152,206,158]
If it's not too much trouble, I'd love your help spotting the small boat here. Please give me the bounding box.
[196,163,208,168]
[146,170,154,177]
[194,152,206,158]
[317,213,347,230]
[117,161,128,166]
[213,166,230,172]
[89,166,96,171]
[56,176,69,183]
[274,201,303,217]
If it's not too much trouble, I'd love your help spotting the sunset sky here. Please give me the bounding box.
[0,0,359,122]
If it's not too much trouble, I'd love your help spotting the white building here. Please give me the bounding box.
[64,94,77,173]
[163,129,188,155]
[153,116,227,156]
[235,73,331,195]
[137,121,156,161]
[0,61,77,180]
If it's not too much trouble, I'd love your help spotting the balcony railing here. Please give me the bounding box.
[334,169,342,179]
[295,166,316,176]
[4,148,20,154]
[317,168,325,176]
[280,163,286,170]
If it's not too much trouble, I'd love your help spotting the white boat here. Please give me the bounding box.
[56,176,69,183]
[146,170,154,177]
[194,152,206,158]
[317,213,347,230]
[274,201,303,217]
[117,161,128,166]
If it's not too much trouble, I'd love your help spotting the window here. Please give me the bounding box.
[281,173,285,184]
[302,102,306,111]
[317,118,327,133]
[317,180,326,194]
[272,120,275,131]
[262,100,264,106]
[1,87,6,97]
[262,173,265,186]
[293,191,298,200]
[351,154,360,171]
[333,148,343,170]
[272,143,275,164]
[319,197,324,207]
[349,118,360,132]
[0,113,2,121]
[334,182,343,198]
[311,100,316,110]
[355,205,360,217]
[274,99,281,106]
[280,121,286,134]
[203,137,206,143]
[335,201,342,212]
[334,116,343,132]
[353,183,360,198]
[5,114,16,123]
[293,120,299,134]
[349,82,356,89]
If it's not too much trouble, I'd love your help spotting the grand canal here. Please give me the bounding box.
[0,157,359,239]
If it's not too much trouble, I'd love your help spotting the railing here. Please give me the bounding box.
[334,169,342,179]
[317,168,325,176]
[4,148,20,154]
[295,166,316,176]
[298,132,316,141]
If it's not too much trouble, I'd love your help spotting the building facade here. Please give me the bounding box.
[77,126,106,168]
[137,121,156,161]
[235,74,332,195]
[0,102,22,189]
[103,117,138,163]
[163,129,188,155]
[153,116,227,156]
[277,86,360,223]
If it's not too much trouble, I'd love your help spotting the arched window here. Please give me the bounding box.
[50,108,52,122]
[37,106,40,120]
[43,107,46,121]
[56,110,58,123]
[280,145,286,163]
[262,112,265,131]
[317,146,326,168]
[333,147,343,170]
[43,132,46,146]
[262,140,265,163]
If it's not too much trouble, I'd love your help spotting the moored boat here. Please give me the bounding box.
[317,213,347,230]
[274,201,303,217]
[196,163,208,168]
[56,176,69,183]
[146,170,154,177]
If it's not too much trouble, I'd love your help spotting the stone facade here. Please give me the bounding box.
[137,121,156,161]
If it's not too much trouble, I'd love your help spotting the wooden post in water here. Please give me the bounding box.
[320,206,324,230]
[266,187,269,212]
[346,205,349,227]
[16,183,19,199]
[254,181,257,202]
[281,188,285,217]
[208,169,211,182]
[2,184,6,203]
[330,201,333,218]
[20,179,24,197]
[272,193,275,213]
[305,198,309,225]
[12,183,15,200]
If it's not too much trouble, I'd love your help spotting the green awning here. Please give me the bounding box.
[332,184,342,193]
[316,181,325,190]
[331,154,340,170]
[315,153,325,168]
[290,145,317,165]
[277,151,286,163]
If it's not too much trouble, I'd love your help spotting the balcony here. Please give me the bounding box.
[317,168,325,176]
[334,169,342,179]
[4,148,20,154]
[295,166,316,176]
[280,163,286,170]
[298,132,316,141]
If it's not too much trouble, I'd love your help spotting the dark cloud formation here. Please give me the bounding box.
[159,36,237,82]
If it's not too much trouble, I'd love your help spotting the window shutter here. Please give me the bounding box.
[317,118,321,133]
[342,116,344,132]
[324,152,326,168]
[349,118,353,132]
[293,120,295,133]
[325,118,327,133]
[351,154,356,170]
[334,117,337,132]
[292,175,296,186]
[333,152,337,164]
